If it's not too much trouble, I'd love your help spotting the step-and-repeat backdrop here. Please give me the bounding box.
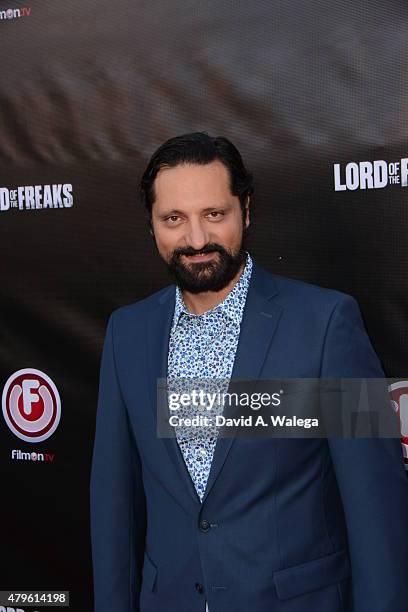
[0,1,407,610]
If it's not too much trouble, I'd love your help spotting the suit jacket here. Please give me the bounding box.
[90,258,408,612]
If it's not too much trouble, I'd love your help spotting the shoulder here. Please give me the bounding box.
[108,283,175,325]
[258,267,382,374]
[251,262,367,340]
[255,261,358,313]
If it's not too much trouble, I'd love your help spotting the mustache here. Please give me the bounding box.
[173,244,224,258]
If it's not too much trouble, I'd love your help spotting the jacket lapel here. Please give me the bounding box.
[146,259,284,509]
[146,284,202,511]
[201,262,283,503]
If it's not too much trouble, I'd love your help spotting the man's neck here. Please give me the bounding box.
[181,260,246,315]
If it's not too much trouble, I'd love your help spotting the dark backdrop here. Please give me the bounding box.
[0,1,407,610]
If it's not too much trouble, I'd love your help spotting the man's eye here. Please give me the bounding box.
[166,216,180,223]
[207,211,224,219]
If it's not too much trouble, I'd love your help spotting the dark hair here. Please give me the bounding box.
[140,131,253,228]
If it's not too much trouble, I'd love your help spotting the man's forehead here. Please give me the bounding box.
[153,171,236,214]
[154,161,230,191]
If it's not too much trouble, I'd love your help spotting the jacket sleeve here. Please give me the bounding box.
[321,295,408,611]
[90,312,146,612]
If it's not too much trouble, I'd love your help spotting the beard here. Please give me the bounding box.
[165,229,248,294]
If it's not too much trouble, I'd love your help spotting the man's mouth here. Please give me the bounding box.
[182,251,217,263]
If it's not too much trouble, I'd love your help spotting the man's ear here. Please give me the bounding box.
[244,196,251,228]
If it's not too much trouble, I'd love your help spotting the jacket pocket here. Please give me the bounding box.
[142,550,158,592]
[273,548,350,600]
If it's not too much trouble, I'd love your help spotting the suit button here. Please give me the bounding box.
[195,582,204,594]
[199,519,210,532]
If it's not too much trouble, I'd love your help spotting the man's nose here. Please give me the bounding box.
[184,219,210,250]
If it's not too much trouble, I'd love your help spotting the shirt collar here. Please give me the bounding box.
[172,251,253,331]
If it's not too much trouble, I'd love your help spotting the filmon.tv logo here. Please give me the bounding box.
[389,381,408,470]
[0,607,38,612]
[2,368,61,442]
[0,7,31,20]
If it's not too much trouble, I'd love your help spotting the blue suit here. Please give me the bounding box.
[90,259,408,611]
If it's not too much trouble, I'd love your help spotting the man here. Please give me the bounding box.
[90,132,408,612]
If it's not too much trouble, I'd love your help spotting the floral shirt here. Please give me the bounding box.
[167,251,253,502]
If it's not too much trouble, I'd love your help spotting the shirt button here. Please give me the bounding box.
[196,447,207,460]
[195,582,204,594]
[199,519,211,532]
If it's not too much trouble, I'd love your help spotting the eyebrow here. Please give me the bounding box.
[158,204,231,218]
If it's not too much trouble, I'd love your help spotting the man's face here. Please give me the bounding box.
[150,161,250,293]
